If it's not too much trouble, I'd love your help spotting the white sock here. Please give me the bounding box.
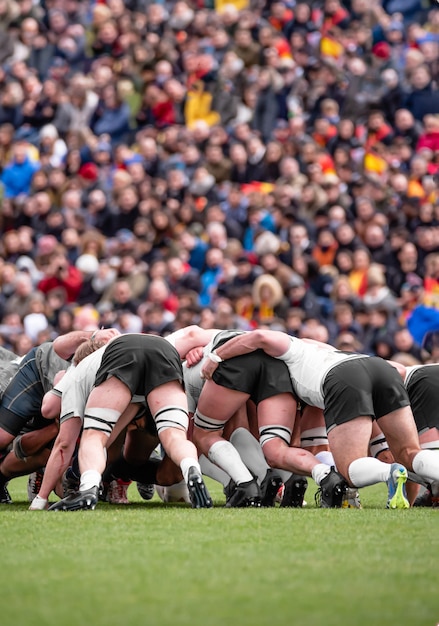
[412,450,439,483]
[180,457,201,483]
[230,427,270,483]
[315,451,335,467]
[80,469,102,491]
[348,457,391,488]
[29,495,48,510]
[208,440,253,485]
[199,454,231,488]
[311,463,331,486]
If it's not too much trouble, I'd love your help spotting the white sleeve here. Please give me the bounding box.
[164,328,187,348]
[275,343,295,363]
[52,365,75,396]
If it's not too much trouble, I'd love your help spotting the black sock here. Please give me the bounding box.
[0,469,8,486]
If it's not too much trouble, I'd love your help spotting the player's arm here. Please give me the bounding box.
[201,329,291,379]
[53,328,120,360]
[168,325,219,360]
[41,390,62,420]
[41,369,68,419]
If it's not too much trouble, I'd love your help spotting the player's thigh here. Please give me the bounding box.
[418,427,439,447]
[377,406,421,462]
[87,377,131,411]
[197,380,249,422]
[147,380,187,414]
[257,393,297,431]
[328,416,373,478]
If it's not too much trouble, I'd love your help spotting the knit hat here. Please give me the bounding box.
[372,42,391,60]
[78,162,99,181]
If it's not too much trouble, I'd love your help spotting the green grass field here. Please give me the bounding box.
[1,477,438,626]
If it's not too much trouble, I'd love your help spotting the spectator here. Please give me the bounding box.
[0,0,436,357]
[0,141,40,198]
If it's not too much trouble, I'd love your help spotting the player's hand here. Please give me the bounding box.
[200,357,218,380]
[185,347,204,367]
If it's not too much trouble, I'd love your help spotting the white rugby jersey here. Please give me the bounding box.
[177,329,242,414]
[180,330,224,414]
[56,346,107,422]
[277,336,366,408]
[404,363,439,387]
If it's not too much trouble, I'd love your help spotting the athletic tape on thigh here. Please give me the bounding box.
[369,433,389,458]
[421,440,439,450]
[153,405,189,433]
[194,409,227,431]
[300,427,328,448]
[83,407,121,435]
[259,424,292,447]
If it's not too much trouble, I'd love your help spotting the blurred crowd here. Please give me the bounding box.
[0,0,438,362]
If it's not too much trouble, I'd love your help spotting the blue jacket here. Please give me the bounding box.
[0,156,40,198]
[91,103,131,144]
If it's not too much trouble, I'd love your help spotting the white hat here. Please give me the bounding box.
[76,254,99,276]
[39,124,59,140]
[23,313,49,341]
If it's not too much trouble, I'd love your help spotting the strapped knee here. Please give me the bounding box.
[83,407,121,435]
[369,433,389,458]
[300,427,328,448]
[259,425,292,447]
[154,406,189,433]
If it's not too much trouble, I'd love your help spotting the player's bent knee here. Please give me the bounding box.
[83,407,121,435]
[153,406,189,433]
[300,427,328,449]
[193,409,227,432]
[260,426,293,467]
[259,425,292,448]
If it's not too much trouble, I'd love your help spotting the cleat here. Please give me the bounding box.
[315,467,347,508]
[27,470,44,502]
[342,487,362,509]
[99,483,109,502]
[223,478,237,501]
[0,482,12,504]
[187,466,213,508]
[280,474,308,508]
[387,463,410,509]
[413,481,439,508]
[137,482,155,501]
[62,469,80,498]
[260,469,283,507]
[107,479,131,504]
[225,478,262,508]
[412,485,432,507]
[48,486,99,511]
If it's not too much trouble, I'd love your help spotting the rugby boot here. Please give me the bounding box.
[225,478,262,508]
[280,474,308,508]
[187,466,213,508]
[260,469,283,507]
[48,486,99,511]
[315,467,347,508]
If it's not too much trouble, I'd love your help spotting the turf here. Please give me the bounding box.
[1,478,437,626]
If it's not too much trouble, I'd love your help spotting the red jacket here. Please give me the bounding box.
[37,266,83,303]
